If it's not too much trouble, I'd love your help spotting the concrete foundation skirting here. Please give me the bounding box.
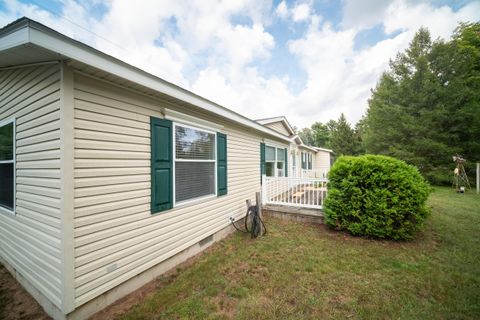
[263,205,323,224]
[0,220,243,320]
[0,255,65,319]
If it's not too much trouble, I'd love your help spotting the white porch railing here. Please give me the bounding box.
[262,175,328,209]
[300,168,329,178]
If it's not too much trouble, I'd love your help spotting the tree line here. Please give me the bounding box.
[297,22,480,184]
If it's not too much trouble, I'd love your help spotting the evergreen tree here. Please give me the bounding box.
[311,122,330,147]
[363,23,480,184]
[329,113,362,155]
[298,127,315,145]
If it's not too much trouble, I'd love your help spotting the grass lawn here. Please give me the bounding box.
[113,187,479,319]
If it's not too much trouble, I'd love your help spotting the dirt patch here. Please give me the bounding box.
[0,264,51,320]
[89,243,221,320]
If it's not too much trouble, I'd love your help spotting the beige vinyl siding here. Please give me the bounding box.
[73,73,269,307]
[0,64,62,308]
[314,150,331,175]
[265,121,290,136]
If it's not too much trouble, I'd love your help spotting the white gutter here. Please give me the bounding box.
[1,19,291,143]
[298,144,318,153]
[313,147,333,153]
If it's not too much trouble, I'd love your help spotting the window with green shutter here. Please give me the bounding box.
[260,142,266,183]
[217,132,227,196]
[151,117,173,214]
[262,144,289,178]
[152,116,228,211]
[174,124,216,204]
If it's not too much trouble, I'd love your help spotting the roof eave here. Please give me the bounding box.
[1,18,291,143]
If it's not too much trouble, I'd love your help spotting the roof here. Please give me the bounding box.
[298,144,318,152]
[0,17,291,143]
[313,147,333,153]
[255,116,295,136]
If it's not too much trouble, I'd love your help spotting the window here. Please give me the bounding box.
[174,124,216,204]
[291,153,296,177]
[0,119,15,213]
[276,148,285,177]
[265,146,275,177]
[308,153,313,170]
[264,145,287,177]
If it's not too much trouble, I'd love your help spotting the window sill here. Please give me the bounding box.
[0,205,15,216]
[174,194,217,209]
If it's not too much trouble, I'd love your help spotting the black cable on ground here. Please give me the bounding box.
[230,205,267,238]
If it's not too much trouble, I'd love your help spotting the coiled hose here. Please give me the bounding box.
[231,205,267,238]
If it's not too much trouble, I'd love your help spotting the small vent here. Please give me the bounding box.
[199,235,214,247]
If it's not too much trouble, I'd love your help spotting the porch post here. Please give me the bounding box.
[261,174,266,205]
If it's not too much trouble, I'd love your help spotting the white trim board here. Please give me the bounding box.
[0,117,16,215]
[164,108,224,132]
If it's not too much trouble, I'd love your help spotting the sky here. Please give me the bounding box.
[1,0,479,129]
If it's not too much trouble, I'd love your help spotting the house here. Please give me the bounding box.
[0,18,330,319]
[256,116,333,178]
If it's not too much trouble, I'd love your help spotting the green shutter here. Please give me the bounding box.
[217,132,227,196]
[284,148,288,177]
[260,143,266,184]
[151,117,173,214]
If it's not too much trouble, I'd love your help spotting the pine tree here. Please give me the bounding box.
[329,113,361,156]
[363,23,480,184]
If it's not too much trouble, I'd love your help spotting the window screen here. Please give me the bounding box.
[175,126,214,159]
[265,146,275,161]
[276,148,285,161]
[0,121,14,211]
[175,162,215,202]
[276,161,284,177]
[175,125,215,203]
[266,162,275,177]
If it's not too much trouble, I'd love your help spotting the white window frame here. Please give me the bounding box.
[276,148,285,177]
[0,118,15,215]
[291,152,297,177]
[172,122,217,207]
[265,144,286,177]
[265,146,276,177]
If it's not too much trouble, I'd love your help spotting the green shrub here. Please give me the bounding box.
[324,155,431,240]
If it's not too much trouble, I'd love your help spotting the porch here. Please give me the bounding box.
[290,167,330,179]
[262,175,328,210]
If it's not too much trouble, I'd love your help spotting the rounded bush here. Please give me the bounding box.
[324,155,431,240]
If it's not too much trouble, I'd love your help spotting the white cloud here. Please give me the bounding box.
[275,1,288,19]
[341,0,393,30]
[1,0,479,130]
[284,0,480,126]
[292,3,310,22]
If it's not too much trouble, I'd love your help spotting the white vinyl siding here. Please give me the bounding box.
[72,73,276,307]
[0,64,63,308]
[314,150,331,177]
[265,121,290,136]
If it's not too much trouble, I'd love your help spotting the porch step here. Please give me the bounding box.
[263,204,323,224]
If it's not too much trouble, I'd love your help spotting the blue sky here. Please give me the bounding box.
[1,0,479,128]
